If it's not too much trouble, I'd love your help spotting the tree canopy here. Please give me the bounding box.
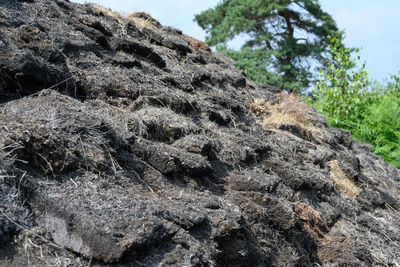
[195,0,342,91]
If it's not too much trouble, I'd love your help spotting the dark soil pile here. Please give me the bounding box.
[0,0,399,266]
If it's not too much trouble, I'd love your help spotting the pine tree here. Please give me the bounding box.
[195,0,341,91]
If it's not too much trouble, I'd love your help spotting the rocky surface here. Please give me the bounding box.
[0,0,399,266]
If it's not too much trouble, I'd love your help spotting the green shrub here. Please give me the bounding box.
[309,35,376,129]
[309,35,400,168]
[358,80,400,167]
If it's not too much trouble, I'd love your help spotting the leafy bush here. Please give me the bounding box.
[309,35,376,128]
[358,82,400,167]
[309,35,400,168]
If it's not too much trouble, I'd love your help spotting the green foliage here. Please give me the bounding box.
[310,35,375,128]
[359,79,400,168]
[309,35,400,168]
[195,0,341,91]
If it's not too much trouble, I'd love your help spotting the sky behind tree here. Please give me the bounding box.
[72,0,400,83]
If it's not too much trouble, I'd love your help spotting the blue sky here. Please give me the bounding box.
[72,0,400,83]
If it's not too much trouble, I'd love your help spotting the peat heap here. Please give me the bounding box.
[0,0,399,266]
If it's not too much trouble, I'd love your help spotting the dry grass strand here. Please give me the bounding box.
[89,5,157,33]
[328,160,360,199]
[264,93,313,128]
[249,98,268,116]
[126,12,155,30]
[250,93,323,140]
[89,4,125,23]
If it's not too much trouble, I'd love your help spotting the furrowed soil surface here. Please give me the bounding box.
[0,0,399,266]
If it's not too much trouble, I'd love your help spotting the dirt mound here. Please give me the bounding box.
[0,0,399,266]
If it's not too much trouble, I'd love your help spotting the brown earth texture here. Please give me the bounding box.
[0,0,400,266]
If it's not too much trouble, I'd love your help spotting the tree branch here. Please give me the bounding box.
[278,10,294,38]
